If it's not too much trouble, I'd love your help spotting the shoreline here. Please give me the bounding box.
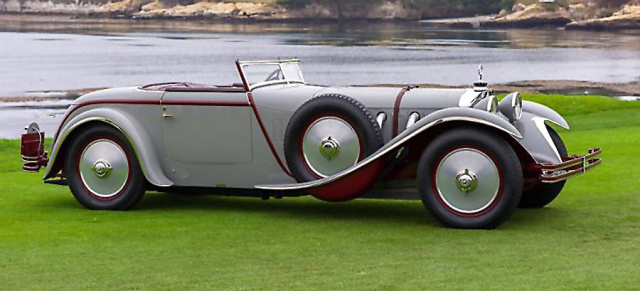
[1,8,638,31]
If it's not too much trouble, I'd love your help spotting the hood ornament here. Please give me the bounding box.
[473,64,488,91]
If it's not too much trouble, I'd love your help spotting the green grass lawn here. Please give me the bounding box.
[1,94,640,290]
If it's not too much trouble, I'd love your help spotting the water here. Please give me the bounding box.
[0,18,639,137]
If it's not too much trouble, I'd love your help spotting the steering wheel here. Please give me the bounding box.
[265,69,283,82]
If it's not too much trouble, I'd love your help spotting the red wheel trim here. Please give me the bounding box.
[75,135,132,201]
[430,146,504,218]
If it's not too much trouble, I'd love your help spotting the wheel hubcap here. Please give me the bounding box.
[435,148,500,214]
[455,169,478,194]
[92,159,112,178]
[319,137,340,160]
[79,139,130,198]
[302,117,360,177]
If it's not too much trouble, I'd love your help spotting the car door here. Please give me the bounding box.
[161,90,253,165]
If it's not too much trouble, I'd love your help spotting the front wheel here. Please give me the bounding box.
[64,124,146,210]
[417,128,523,229]
[518,125,567,208]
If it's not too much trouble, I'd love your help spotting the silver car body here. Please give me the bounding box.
[40,59,589,199]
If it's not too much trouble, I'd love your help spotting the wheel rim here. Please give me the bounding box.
[79,139,130,198]
[302,116,361,177]
[434,148,501,214]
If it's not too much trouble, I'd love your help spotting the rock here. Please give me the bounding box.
[567,5,640,30]
[99,0,153,13]
[483,3,572,28]
[140,0,167,12]
[207,2,236,15]
[512,3,526,12]
[235,2,282,17]
[134,2,284,19]
[499,8,509,17]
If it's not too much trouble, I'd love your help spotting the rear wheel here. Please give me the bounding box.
[417,128,523,229]
[518,125,567,208]
[64,124,146,210]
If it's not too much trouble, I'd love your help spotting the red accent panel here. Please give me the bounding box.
[162,100,249,107]
[141,82,246,93]
[236,61,250,92]
[308,159,384,202]
[21,132,45,158]
[21,132,48,172]
[246,92,293,177]
[392,86,410,137]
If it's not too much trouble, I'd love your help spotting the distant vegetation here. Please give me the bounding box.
[277,0,517,18]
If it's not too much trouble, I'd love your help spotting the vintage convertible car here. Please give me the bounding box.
[21,59,601,229]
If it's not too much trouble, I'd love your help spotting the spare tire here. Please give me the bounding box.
[284,94,384,183]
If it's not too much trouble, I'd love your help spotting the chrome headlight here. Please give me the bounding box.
[499,92,522,122]
[472,93,498,114]
[487,95,499,114]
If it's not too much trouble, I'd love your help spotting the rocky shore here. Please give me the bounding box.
[566,4,640,30]
[437,3,640,30]
[0,0,638,29]
[0,0,420,21]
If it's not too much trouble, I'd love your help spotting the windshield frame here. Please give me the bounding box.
[236,59,306,91]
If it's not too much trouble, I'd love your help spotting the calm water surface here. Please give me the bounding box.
[0,19,639,137]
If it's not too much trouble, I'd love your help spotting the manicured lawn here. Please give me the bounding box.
[1,94,639,290]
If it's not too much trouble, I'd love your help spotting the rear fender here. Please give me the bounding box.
[44,108,173,187]
[255,107,523,199]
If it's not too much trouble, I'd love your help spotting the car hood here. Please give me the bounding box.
[313,86,468,110]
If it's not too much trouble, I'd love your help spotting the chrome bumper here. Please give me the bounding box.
[538,148,602,183]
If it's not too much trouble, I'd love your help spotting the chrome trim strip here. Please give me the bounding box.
[458,89,480,107]
[540,148,601,171]
[458,89,488,108]
[541,156,602,183]
[44,117,172,187]
[256,116,522,191]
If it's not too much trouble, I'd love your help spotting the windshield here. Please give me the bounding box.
[238,60,305,89]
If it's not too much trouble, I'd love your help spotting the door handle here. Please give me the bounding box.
[162,106,172,118]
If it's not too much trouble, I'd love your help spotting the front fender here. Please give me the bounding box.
[44,107,173,187]
[255,107,522,198]
[523,101,569,129]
